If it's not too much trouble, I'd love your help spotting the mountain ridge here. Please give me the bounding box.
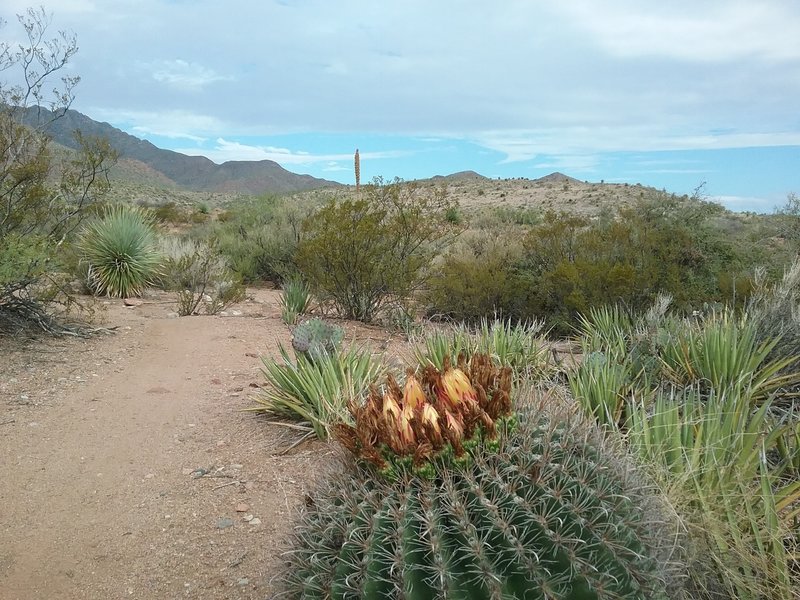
[24,107,341,195]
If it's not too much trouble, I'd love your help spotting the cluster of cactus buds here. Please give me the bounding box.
[334,353,512,475]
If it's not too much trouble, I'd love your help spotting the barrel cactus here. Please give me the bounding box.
[292,317,345,360]
[283,354,680,599]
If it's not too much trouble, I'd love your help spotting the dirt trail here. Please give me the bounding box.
[0,290,345,599]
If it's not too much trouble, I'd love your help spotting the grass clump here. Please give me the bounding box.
[250,344,385,440]
[78,205,161,298]
[279,276,312,325]
[413,317,552,381]
[570,296,800,599]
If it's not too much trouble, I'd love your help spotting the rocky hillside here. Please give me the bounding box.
[24,107,340,195]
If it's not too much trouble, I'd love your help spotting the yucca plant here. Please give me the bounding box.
[568,351,633,428]
[576,304,633,362]
[412,325,475,371]
[280,276,312,325]
[626,386,799,598]
[78,205,161,298]
[250,344,385,440]
[413,318,553,380]
[659,312,800,405]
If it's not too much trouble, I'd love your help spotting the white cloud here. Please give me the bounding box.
[711,195,777,214]
[144,59,231,90]
[174,138,410,166]
[89,108,225,141]
[476,128,800,164]
[551,1,800,62]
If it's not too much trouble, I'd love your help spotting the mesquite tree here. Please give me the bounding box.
[0,7,116,335]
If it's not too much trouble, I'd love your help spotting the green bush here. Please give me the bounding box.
[157,237,244,315]
[296,178,461,322]
[426,232,527,322]
[78,205,161,298]
[203,195,315,283]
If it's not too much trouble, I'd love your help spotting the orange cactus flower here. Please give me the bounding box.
[443,409,465,441]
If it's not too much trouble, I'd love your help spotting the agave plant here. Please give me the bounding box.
[78,205,161,298]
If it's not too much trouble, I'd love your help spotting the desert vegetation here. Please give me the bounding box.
[3,8,799,600]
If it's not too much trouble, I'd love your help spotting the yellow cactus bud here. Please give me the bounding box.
[403,371,426,409]
[398,403,416,446]
[442,367,478,408]
[421,403,441,432]
[382,392,401,423]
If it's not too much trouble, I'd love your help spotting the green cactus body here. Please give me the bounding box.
[292,318,345,360]
[285,410,673,599]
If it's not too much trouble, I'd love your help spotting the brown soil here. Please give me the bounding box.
[0,289,407,599]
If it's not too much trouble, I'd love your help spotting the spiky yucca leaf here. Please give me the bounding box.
[250,345,385,440]
[79,205,161,298]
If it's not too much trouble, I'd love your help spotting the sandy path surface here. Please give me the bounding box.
[0,289,361,599]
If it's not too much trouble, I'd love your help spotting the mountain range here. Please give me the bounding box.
[26,107,340,195]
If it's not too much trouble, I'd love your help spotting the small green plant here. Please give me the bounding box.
[158,237,244,316]
[568,351,632,428]
[626,386,800,598]
[279,276,312,325]
[658,311,800,404]
[250,344,385,440]
[291,317,344,361]
[78,205,161,298]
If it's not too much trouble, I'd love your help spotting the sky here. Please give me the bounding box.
[2,1,799,213]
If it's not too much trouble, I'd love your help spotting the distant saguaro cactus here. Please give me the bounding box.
[354,148,360,193]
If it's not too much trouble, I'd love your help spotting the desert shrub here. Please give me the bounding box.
[517,195,752,333]
[279,276,312,325]
[157,237,244,315]
[426,232,527,322]
[151,202,187,224]
[747,258,800,377]
[0,10,116,334]
[296,178,461,322]
[205,195,316,283]
[250,344,385,440]
[78,205,161,298]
